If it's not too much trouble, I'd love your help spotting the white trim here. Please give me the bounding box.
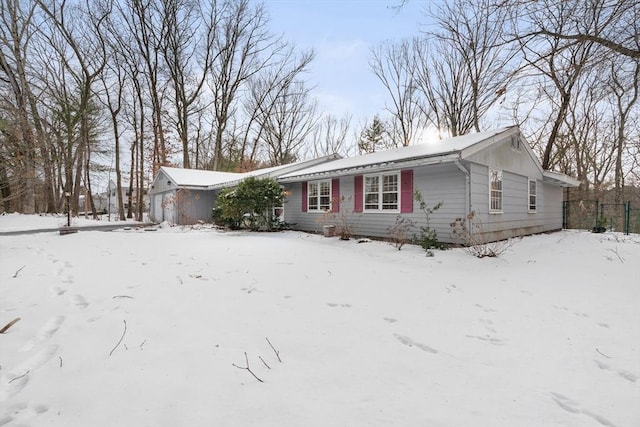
[307,179,332,212]
[542,170,581,187]
[363,172,400,213]
[489,168,503,213]
[528,179,537,213]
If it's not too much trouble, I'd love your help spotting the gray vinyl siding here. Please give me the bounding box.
[283,163,467,243]
[150,188,217,225]
[174,189,218,225]
[469,164,564,242]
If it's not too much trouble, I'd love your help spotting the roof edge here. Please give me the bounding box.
[542,171,581,187]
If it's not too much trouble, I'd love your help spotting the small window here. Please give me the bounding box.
[364,173,399,211]
[528,179,537,212]
[490,169,503,213]
[307,180,331,211]
[511,135,521,150]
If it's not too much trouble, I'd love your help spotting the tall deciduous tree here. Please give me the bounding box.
[36,0,109,217]
[308,113,354,159]
[162,0,216,169]
[0,0,39,213]
[259,80,319,165]
[207,0,285,171]
[411,0,513,137]
[370,39,425,146]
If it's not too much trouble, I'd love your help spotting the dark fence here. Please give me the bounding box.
[563,200,638,234]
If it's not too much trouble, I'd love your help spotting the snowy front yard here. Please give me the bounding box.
[0,220,639,426]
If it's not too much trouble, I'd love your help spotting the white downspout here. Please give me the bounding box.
[454,159,471,217]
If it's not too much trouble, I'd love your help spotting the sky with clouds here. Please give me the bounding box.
[264,0,429,127]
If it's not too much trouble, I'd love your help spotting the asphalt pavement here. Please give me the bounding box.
[0,223,156,236]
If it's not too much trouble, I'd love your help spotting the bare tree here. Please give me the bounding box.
[414,38,473,137]
[505,0,640,59]
[0,0,39,213]
[36,0,109,218]
[207,0,286,170]
[609,59,639,205]
[370,39,425,146]
[98,32,128,220]
[307,113,354,159]
[238,47,314,167]
[410,0,513,138]
[259,80,319,165]
[428,0,514,133]
[162,0,217,169]
[117,0,170,171]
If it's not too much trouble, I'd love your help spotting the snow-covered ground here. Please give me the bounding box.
[0,215,638,426]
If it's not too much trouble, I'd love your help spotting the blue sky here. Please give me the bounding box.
[264,0,429,127]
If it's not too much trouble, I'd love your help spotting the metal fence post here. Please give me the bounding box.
[625,201,631,235]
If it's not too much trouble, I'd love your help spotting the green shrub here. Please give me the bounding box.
[213,177,285,231]
[412,189,445,252]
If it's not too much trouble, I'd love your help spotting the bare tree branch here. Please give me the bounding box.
[232,352,264,382]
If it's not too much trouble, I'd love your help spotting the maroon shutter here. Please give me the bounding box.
[354,175,363,213]
[331,178,340,212]
[400,169,413,213]
[301,181,308,212]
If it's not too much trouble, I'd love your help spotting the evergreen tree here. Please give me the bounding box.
[358,115,389,153]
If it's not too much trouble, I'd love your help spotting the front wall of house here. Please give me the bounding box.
[283,163,467,243]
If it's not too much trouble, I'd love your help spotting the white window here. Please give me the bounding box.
[308,180,331,211]
[528,179,537,212]
[490,169,503,213]
[364,173,399,211]
[511,135,521,150]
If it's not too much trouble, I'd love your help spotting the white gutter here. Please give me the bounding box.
[454,159,471,216]
[278,153,462,182]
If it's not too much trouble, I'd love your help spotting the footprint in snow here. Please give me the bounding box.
[1,344,59,400]
[474,304,497,313]
[394,334,438,354]
[70,294,88,309]
[549,392,618,427]
[594,360,638,383]
[20,316,64,352]
[50,286,67,296]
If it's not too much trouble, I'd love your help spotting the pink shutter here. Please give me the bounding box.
[301,181,308,212]
[331,178,340,212]
[354,175,363,213]
[400,169,413,213]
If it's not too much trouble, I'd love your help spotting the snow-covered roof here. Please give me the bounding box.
[158,154,342,190]
[161,167,241,188]
[279,127,515,180]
